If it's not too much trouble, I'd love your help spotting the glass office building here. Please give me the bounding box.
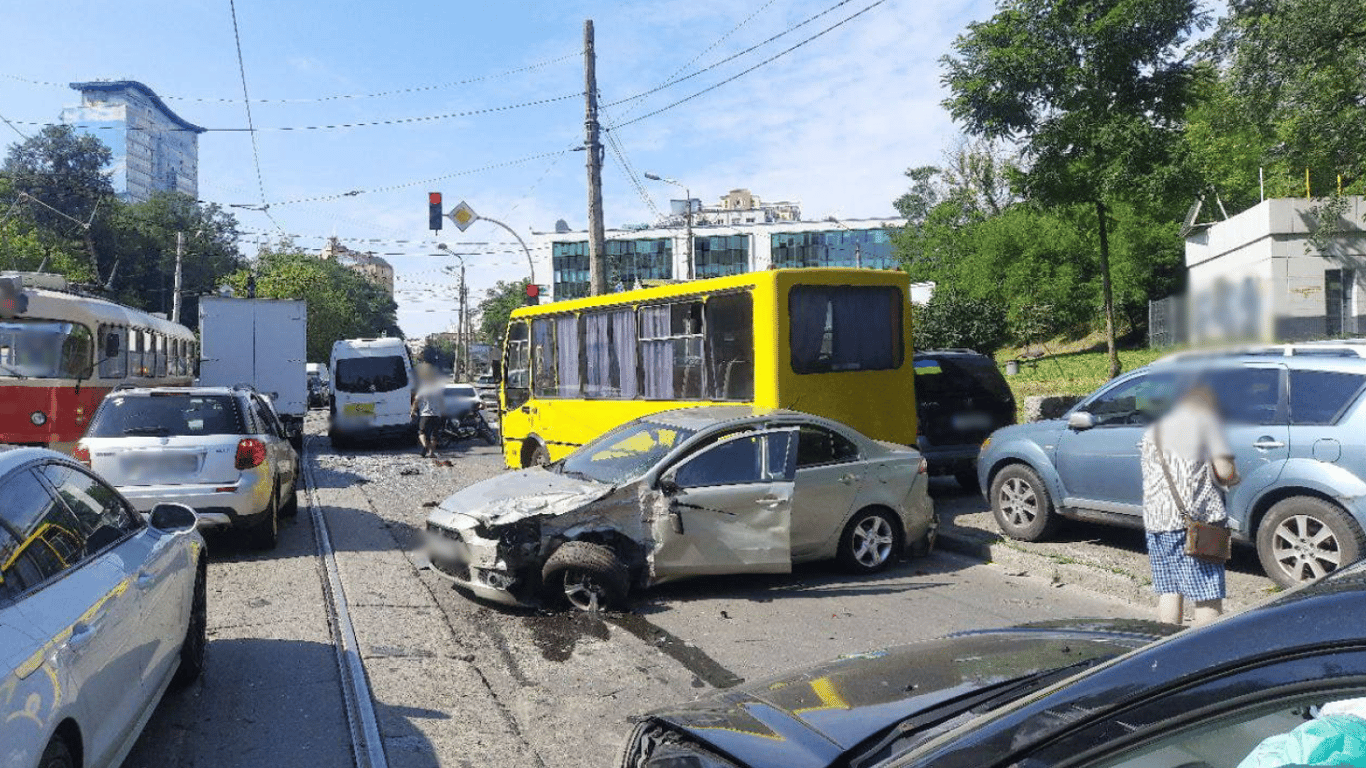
[553,238,673,300]
[770,229,896,270]
[693,235,749,280]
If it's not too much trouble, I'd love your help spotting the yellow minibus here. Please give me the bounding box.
[499,268,915,468]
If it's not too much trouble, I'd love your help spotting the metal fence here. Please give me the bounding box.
[1148,295,1187,348]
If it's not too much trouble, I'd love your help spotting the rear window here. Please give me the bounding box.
[1289,370,1366,425]
[789,285,903,374]
[88,394,244,437]
[446,386,477,397]
[914,356,1014,403]
[335,356,409,393]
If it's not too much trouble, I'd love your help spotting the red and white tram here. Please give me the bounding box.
[0,273,198,452]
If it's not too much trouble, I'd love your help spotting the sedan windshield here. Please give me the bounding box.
[0,320,93,379]
[559,420,696,485]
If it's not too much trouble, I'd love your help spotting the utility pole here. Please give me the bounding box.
[683,186,694,280]
[584,19,607,296]
[171,231,185,324]
[458,263,468,378]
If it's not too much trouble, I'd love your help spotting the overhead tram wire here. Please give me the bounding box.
[0,50,580,104]
[226,0,280,235]
[599,107,662,219]
[0,109,28,140]
[608,0,889,132]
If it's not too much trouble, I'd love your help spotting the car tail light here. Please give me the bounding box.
[73,444,91,467]
[917,458,928,474]
[235,438,267,470]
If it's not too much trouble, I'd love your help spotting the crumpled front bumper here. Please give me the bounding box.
[422,521,531,607]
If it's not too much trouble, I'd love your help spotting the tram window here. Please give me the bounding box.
[98,326,126,379]
[789,285,904,374]
[59,324,93,378]
[155,334,167,376]
[705,292,754,401]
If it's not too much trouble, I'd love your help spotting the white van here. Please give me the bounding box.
[328,338,416,447]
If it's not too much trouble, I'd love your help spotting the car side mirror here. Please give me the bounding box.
[150,502,198,533]
[1067,411,1096,431]
[657,475,681,495]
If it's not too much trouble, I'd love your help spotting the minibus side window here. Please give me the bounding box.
[584,308,639,399]
[532,318,557,398]
[555,315,581,398]
[641,301,704,399]
[789,285,903,374]
[705,292,754,401]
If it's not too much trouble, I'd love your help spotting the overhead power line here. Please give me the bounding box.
[0,108,28,140]
[0,50,580,104]
[608,0,888,131]
[226,0,278,235]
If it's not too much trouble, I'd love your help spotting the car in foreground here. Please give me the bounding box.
[76,385,300,549]
[977,350,1366,587]
[424,407,935,610]
[0,447,206,768]
[621,558,1366,768]
[912,349,1015,488]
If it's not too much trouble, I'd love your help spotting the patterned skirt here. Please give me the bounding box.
[1146,529,1226,601]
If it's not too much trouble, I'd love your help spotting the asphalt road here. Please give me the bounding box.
[122,413,1147,768]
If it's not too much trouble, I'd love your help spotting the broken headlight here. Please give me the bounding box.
[623,723,739,768]
[497,520,541,549]
[643,744,739,768]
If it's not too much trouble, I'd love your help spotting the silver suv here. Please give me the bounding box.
[76,385,300,549]
[977,350,1366,587]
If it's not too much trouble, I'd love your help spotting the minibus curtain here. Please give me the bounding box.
[640,306,672,398]
[789,288,830,372]
[832,287,897,370]
[556,316,581,397]
[612,310,639,398]
[584,313,611,397]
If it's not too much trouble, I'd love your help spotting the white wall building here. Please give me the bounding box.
[534,205,905,302]
[61,81,204,203]
[1184,196,1366,343]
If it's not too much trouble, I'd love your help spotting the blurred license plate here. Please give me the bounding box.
[344,402,376,417]
[951,412,993,431]
[125,452,198,477]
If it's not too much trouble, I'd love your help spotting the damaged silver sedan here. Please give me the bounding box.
[423,407,936,610]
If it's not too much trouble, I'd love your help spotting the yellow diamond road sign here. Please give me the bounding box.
[448,201,478,232]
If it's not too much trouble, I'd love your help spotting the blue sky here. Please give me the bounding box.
[1,0,993,337]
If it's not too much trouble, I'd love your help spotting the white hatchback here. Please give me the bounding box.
[0,447,206,768]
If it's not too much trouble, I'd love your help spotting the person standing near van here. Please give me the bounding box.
[411,377,444,458]
[1139,385,1240,626]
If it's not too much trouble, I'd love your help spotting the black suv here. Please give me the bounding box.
[913,349,1015,488]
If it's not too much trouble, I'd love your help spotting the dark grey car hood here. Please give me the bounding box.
[430,467,614,527]
[644,621,1172,768]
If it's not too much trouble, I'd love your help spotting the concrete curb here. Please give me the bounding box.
[935,528,1260,613]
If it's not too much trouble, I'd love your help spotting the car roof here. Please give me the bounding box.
[914,348,989,359]
[641,405,861,435]
[1143,350,1366,375]
[108,386,247,397]
[0,446,76,476]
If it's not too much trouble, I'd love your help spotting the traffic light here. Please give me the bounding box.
[428,192,443,231]
[525,283,540,305]
[0,276,27,318]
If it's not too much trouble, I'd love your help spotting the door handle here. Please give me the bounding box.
[839,473,861,485]
[67,621,100,650]
[520,405,531,414]
[135,571,157,589]
[1253,437,1285,450]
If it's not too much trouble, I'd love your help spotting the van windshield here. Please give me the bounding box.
[335,356,409,393]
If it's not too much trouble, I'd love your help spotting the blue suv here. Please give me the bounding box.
[976,348,1366,587]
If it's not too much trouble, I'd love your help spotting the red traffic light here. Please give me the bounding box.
[428,192,443,231]
[525,283,539,298]
[428,192,442,206]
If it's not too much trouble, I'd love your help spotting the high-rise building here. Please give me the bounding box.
[61,80,205,202]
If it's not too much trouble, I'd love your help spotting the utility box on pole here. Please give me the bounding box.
[199,296,308,449]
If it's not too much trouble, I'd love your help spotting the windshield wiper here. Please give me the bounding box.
[123,426,172,436]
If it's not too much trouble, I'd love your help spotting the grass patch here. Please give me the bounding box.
[989,337,1183,421]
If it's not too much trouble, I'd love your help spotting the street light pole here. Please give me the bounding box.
[644,173,693,280]
[438,246,470,378]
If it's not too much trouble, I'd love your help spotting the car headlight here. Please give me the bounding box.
[30,411,47,426]
[624,724,740,768]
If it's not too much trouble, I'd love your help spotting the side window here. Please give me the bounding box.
[238,396,261,435]
[0,525,20,602]
[42,464,141,548]
[795,425,860,467]
[1289,370,1366,425]
[555,315,581,398]
[0,469,87,593]
[1082,373,1180,427]
[255,397,285,438]
[639,301,706,400]
[675,433,765,488]
[789,285,903,374]
[583,308,640,399]
[1205,366,1283,425]
[705,292,754,401]
[505,321,531,409]
[532,318,558,398]
[98,325,127,378]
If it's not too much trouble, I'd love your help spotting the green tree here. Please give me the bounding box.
[477,278,532,347]
[2,125,115,282]
[421,336,456,371]
[229,243,401,362]
[942,0,1207,377]
[912,288,1009,355]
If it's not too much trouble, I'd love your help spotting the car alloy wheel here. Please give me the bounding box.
[851,514,895,569]
[1271,514,1342,581]
[1258,496,1366,587]
[998,476,1039,528]
[562,569,610,611]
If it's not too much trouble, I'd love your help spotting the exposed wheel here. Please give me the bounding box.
[542,541,629,611]
[249,487,279,550]
[434,424,455,450]
[955,467,980,491]
[990,463,1059,541]
[837,508,904,573]
[38,737,75,768]
[280,477,300,518]
[1257,496,1366,587]
[528,442,551,468]
[172,563,208,688]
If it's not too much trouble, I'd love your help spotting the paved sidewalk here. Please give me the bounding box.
[931,480,1283,615]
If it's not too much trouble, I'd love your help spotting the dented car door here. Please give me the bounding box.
[649,429,798,580]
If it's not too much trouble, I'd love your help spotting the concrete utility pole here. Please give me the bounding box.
[171,231,185,324]
[584,19,607,296]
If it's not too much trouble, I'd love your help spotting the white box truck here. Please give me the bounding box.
[199,296,307,448]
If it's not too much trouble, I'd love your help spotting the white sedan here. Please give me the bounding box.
[0,448,206,768]
[425,407,937,610]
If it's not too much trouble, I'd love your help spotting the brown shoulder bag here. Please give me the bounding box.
[1154,427,1232,564]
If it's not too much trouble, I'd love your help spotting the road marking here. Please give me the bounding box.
[302,440,389,768]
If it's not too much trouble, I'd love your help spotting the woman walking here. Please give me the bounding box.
[1140,385,1239,625]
